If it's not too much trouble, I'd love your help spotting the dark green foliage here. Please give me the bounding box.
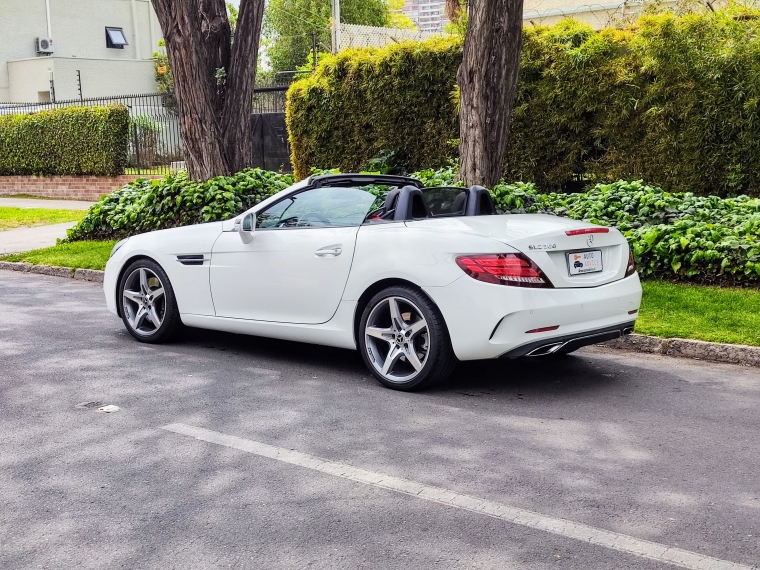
[0,105,129,176]
[288,11,760,196]
[66,168,294,241]
[287,37,462,179]
[492,180,760,283]
[69,163,760,284]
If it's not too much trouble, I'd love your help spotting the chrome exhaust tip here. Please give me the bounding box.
[622,327,635,336]
[526,342,565,357]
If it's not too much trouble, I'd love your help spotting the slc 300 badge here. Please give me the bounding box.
[528,243,557,250]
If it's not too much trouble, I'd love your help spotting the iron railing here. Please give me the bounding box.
[0,85,291,175]
[0,93,183,176]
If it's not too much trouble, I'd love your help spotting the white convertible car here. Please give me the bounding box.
[104,174,641,390]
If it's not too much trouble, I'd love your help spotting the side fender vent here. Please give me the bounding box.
[177,255,205,266]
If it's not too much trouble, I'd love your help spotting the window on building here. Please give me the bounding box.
[105,27,129,49]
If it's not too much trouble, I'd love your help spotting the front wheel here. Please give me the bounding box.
[118,259,182,343]
[359,286,456,391]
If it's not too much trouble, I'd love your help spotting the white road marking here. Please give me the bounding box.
[162,423,755,570]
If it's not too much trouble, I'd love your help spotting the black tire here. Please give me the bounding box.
[358,285,457,391]
[117,258,182,343]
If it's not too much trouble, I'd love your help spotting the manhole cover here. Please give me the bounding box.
[76,401,104,409]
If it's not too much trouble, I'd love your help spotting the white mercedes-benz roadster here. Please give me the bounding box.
[104,174,642,390]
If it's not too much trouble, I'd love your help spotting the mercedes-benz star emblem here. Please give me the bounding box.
[586,234,594,247]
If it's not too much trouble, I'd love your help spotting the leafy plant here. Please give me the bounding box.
[67,168,294,241]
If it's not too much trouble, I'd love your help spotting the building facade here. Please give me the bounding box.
[400,0,449,32]
[0,0,163,102]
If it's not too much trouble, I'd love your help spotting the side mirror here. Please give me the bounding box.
[234,213,255,244]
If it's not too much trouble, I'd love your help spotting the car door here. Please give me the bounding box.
[209,186,378,324]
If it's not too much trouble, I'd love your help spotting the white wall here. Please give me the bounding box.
[1,0,162,101]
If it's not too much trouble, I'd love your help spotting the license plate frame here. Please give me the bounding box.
[568,250,603,275]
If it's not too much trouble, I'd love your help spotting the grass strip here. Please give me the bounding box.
[637,280,760,347]
[1,240,116,270]
[0,207,84,230]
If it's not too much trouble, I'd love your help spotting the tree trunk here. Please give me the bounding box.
[457,0,524,188]
[151,0,265,181]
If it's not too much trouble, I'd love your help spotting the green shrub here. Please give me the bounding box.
[287,36,462,180]
[288,10,760,197]
[69,164,760,285]
[66,168,294,241]
[0,105,129,176]
[492,179,760,283]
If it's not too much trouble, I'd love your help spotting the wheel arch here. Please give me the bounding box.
[114,254,162,317]
[352,278,444,350]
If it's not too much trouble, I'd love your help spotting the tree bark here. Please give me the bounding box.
[151,0,265,180]
[457,0,525,188]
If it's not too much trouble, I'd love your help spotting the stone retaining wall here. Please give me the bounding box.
[0,174,164,201]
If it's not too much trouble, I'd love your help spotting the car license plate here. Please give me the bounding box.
[568,250,602,275]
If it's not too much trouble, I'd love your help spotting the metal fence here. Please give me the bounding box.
[0,93,183,176]
[0,86,291,175]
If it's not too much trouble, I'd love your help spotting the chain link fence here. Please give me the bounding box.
[338,23,443,50]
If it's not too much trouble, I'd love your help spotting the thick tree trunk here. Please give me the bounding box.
[457,0,524,188]
[151,0,265,181]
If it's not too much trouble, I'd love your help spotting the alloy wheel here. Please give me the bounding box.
[364,296,430,383]
[122,267,166,337]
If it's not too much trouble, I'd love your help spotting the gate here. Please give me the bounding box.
[251,85,292,173]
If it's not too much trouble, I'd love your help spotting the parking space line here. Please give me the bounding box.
[162,423,755,570]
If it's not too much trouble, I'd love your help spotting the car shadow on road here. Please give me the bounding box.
[176,325,623,398]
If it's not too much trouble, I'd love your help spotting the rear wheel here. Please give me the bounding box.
[359,286,456,391]
[118,259,182,343]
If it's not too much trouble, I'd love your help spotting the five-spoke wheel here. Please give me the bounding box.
[359,286,456,391]
[118,259,181,343]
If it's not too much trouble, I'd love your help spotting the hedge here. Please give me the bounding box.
[0,105,129,176]
[68,167,760,284]
[287,9,760,197]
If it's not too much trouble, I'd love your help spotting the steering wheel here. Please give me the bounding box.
[298,213,332,226]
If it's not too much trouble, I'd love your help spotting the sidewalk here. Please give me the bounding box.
[0,222,77,254]
[0,197,94,210]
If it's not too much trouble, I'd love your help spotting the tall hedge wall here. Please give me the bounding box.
[287,10,760,197]
[0,105,130,177]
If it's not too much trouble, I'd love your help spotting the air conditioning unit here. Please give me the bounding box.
[36,37,54,54]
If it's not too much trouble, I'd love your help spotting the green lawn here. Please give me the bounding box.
[0,207,84,230]
[1,239,759,347]
[1,240,116,270]
[637,280,760,347]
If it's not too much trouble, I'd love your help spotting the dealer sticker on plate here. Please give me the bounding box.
[568,250,603,275]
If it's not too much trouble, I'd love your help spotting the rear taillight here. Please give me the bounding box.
[455,253,553,288]
[625,248,636,277]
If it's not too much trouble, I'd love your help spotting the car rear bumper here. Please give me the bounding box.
[422,273,642,361]
[498,321,635,358]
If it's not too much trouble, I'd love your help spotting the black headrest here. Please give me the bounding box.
[394,185,432,221]
[465,185,497,216]
[452,191,467,214]
[383,189,401,216]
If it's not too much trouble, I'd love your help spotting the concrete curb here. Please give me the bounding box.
[1,261,758,368]
[0,260,104,283]
[602,334,760,368]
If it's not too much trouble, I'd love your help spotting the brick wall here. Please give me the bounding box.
[0,175,164,201]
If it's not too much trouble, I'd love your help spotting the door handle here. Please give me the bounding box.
[315,245,343,257]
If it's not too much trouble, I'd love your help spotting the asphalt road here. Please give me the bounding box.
[1,270,758,570]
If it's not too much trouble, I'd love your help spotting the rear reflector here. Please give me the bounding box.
[565,228,610,236]
[526,325,560,334]
[455,253,553,288]
[628,309,639,315]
